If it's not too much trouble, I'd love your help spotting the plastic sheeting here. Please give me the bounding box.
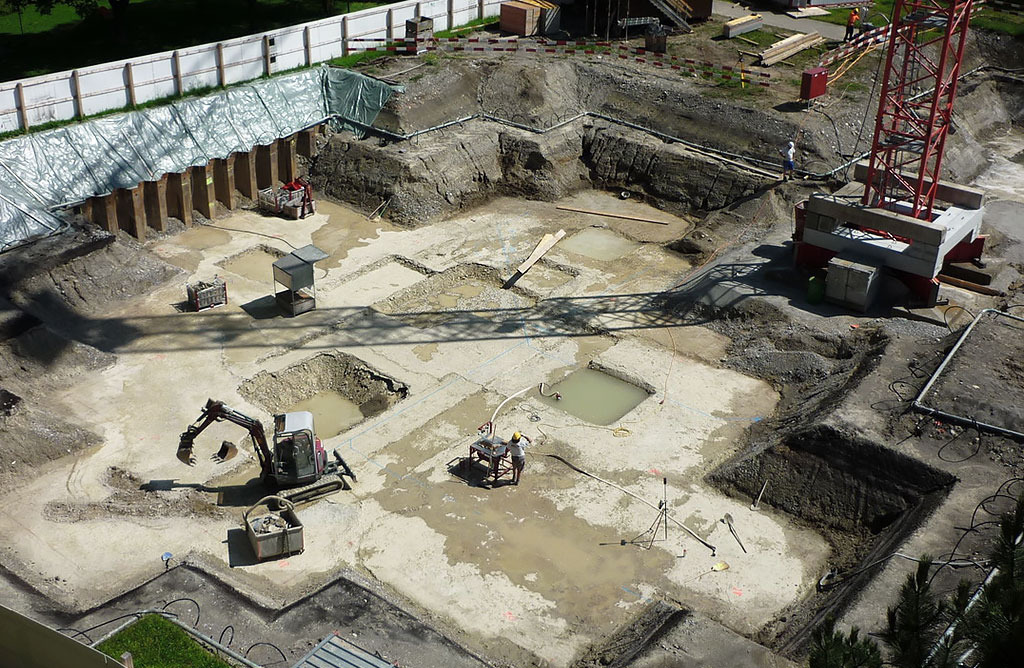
[0,66,396,251]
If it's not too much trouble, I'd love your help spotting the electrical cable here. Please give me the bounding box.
[198,221,299,250]
[541,452,717,554]
[942,304,975,332]
[246,641,288,663]
[219,625,235,647]
[162,597,201,627]
[57,627,93,643]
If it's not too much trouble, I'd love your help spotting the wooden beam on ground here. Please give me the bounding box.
[937,274,1004,296]
[759,32,823,66]
[555,205,671,225]
[723,14,762,38]
[503,229,566,289]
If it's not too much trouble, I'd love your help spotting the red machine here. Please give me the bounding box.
[861,0,974,220]
[794,0,985,307]
[258,178,316,220]
[177,399,355,504]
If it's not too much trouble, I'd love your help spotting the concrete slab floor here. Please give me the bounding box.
[0,191,831,665]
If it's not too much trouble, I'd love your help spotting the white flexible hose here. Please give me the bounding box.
[489,384,537,436]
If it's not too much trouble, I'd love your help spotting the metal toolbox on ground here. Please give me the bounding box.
[244,495,304,561]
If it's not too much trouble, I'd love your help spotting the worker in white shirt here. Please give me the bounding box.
[507,431,531,485]
[779,141,796,181]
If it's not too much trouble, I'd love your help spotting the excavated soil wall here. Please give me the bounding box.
[240,351,409,418]
[311,120,771,227]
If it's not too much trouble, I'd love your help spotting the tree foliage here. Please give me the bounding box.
[810,617,883,668]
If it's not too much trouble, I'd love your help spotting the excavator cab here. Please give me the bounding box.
[271,411,325,487]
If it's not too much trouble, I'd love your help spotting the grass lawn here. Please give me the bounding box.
[0,0,386,80]
[97,614,232,668]
[817,1,1024,38]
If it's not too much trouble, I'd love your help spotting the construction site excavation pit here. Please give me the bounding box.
[537,366,650,425]
[11,39,1024,668]
[239,352,409,438]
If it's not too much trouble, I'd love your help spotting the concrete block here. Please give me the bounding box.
[806,194,946,245]
[826,254,881,312]
[853,161,985,209]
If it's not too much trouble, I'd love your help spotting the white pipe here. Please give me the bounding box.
[489,384,535,437]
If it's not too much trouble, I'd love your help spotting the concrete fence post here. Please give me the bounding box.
[341,16,350,56]
[478,0,485,20]
[14,83,29,131]
[447,0,455,30]
[172,51,183,96]
[263,35,272,75]
[216,43,226,87]
[415,2,422,19]
[121,651,135,668]
[71,70,83,119]
[387,8,395,41]
[304,26,313,66]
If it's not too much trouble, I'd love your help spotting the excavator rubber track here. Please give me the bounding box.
[276,472,350,507]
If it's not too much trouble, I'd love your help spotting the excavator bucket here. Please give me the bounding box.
[213,440,239,463]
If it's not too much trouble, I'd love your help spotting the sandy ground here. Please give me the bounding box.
[0,190,831,665]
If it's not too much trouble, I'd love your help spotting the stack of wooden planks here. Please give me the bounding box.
[758,32,824,66]
[722,14,762,38]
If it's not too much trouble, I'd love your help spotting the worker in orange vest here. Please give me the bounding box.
[845,8,861,42]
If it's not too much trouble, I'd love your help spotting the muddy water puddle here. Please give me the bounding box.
[219,248,283,284]
[285,391,365,439]
[559,227,641,261]
[435,283,486,308]
[538,368,648,425]
[312,199,397,269]
[177,226,232,250]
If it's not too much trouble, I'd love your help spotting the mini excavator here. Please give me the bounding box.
[177,398,356,504]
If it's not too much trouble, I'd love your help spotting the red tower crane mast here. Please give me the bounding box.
[861,0,975,221]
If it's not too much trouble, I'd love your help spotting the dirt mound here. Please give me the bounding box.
[0,227,181,343]
[44,466,225,522]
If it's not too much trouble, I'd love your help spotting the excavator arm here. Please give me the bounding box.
[177,398,273,477]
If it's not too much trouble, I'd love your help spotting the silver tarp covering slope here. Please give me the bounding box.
[0,66,396,251]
